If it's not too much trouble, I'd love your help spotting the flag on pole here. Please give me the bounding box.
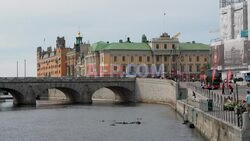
[212,66,216,82]
[227,70,232,87]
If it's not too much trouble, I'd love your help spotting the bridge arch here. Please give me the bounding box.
[43,87,81,103]
[0,88,25,105]
[91,86,135,103]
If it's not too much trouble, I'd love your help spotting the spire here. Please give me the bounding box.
[77,31,81,38]
[75,31,83,47]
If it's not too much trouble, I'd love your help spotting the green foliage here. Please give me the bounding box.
[141,34,148,43]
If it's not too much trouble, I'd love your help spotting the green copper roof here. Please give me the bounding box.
[90,42,151,51]
[90,41,210,52]
[90,41,109,52]
[179,43,210,51]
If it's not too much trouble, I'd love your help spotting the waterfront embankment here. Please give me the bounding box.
[46,78,250,141]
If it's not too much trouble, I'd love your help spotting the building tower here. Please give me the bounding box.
[56,37,66,48]
[75,32,83,52]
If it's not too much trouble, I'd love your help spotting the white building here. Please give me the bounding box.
[211,0,250,79]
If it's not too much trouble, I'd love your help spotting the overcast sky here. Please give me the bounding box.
[0,0,219,77]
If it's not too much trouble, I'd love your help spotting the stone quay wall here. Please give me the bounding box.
[176,99,250,141]
[135,78,178,107]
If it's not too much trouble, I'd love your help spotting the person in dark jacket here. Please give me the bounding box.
[222,83,225,95]
[229,84,233,95]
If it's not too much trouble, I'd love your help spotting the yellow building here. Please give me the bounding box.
[85,38,152,77]
[85,33,210,80]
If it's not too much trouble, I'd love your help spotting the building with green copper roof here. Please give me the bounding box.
[90,41,210,52]
[85,33,211,80]
[90,41,151,52]
[179,42,210,51]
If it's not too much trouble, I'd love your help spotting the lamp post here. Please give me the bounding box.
[24,59,26,77]
[236,83,239,104]
[16,61,19,78]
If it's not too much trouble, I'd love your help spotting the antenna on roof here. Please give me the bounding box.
[43,37,46,48]
[163,11,167,32]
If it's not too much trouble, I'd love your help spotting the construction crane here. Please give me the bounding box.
[172,32,181,39]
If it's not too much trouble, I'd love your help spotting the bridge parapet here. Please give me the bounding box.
[0,77,136,83]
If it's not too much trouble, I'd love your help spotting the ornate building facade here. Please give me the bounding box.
[37,37,67,77]
[66,32,90,77]
[37,33,89,77]
[85,33,210,80]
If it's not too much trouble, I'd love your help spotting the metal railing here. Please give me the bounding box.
[186,83,244,128]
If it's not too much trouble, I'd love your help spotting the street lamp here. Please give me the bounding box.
[24,59,27,77]
[16,61,18,77]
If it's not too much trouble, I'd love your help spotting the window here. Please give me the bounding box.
[204,57,207,62]
[130,66,135,73]
[172,56,176,62]
[189,65,193,72]
[164,65,168,72]
[122,56,126,62]
[181,65,185,72]
[122,65,126,72]
[164,56,167,62]
[189,56,192,62]
[156,56,160,62]
[164,44,167,49]
[196,56,199,62]
[131,56,134,62]
[114,66,117,71]
[156,44,159,49]
[139,66,143,73]
[197,64,200,72]
[114,56,117,62]
[172,44,175,49]
[147,56,150,62]
[139,56,142,62]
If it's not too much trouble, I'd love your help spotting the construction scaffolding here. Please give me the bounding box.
[220,0,246,8]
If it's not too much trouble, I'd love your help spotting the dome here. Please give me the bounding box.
[77,32,81,37]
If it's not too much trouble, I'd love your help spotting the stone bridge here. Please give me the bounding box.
[0,77,136,105]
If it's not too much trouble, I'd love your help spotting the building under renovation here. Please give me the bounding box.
[211,0,250,79]
[220,0,247,8]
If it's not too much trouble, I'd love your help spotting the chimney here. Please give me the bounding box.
[37,47,42,53]
[47,47,52,52]
[119,39,123,43]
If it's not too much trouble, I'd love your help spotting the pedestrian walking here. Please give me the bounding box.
[222,83,225,95]
[192,91,196,99]
[229,84,234,95]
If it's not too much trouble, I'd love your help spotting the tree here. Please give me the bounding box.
[141,34,148,43]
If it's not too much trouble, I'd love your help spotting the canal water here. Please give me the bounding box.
[0,101,206,141]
